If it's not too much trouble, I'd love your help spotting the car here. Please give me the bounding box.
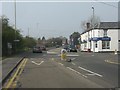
[69,45,77,52]
[63,45,70,52]
[41,46,46,51]
[33,46,42,53]
[56,45,60,48]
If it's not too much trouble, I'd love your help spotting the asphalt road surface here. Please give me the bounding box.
[4,48,119,88]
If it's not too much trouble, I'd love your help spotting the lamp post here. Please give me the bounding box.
[92,6,95,52]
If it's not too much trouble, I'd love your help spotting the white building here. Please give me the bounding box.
[80,22,120,52]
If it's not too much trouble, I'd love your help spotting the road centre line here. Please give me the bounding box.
[71,62,76,65]
[58,63,64,66]
[78,66,103,77]
[67,67,87,78]
[71,58,76,60]
[58,54,79,57]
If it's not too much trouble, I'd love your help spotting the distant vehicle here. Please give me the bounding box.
[56,45,60,48]
[63,45,70,52]
[33,46,42,53]
[69,45,77,52]
[41,46,46,51]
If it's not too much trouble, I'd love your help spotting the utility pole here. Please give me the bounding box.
[92,6,95,52]
[37,23,39,38]
[28,28,29,37]
[14,0,17,52]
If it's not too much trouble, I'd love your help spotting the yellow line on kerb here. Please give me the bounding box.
[12,59,28,88]
[4,58,27,89]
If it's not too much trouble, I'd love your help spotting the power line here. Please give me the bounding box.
[94,0,118,8]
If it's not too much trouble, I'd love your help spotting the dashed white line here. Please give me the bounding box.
[67,67,87,78]
[58,63,64,66]
[58,54,79,56]
[71,58,76,60]
[78,66,103,77]
[71,62,76,65]
[51,58,54,61]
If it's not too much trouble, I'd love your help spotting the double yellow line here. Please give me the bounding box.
[4,58,28,89]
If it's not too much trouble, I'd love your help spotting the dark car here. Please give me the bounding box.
[41,46,46,51]
[33,46,42,53]
[63,45,70,52]
[56,45,60,48]
[69,45,77,52]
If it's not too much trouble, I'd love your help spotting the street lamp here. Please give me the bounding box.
[92,6,94,29]
[14,0,17,52]
[92,6,95,52]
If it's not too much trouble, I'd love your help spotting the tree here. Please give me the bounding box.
[45,37,62,47]
[23,37,36,49]
[81,15,100,31]
[70,32,80,45]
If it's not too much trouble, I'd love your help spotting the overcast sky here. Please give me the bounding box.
[1,0,119,39]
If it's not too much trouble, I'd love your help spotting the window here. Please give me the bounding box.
[102,41,110,49]
[103,29,108,37]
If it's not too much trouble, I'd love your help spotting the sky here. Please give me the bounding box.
[1,0,119,39]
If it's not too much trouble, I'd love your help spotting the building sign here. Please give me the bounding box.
[90,37,111,41]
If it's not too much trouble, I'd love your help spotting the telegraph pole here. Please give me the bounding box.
[28,28,29,37]
[14,0,17,52]
[92,6,95,52]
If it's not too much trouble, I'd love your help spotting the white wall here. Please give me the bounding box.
[80,29,119,52]
[108,30,118,51]
[118,30,120,51]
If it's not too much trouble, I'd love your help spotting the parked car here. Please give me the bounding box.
[69,45,77,52]
[56,45,60,48]
[63,45,70,52]
[41,46,46,51]
[33,46,42,53]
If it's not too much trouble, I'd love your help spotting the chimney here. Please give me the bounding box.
[86,22,90,30]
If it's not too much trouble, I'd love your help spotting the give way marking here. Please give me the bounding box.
[31,61,44,65]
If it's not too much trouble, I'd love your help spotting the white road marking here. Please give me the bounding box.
[58,54,79,56]
[105,60,119,65]
[31,61,44,65]
[58,63,64,66]
[91,55,94,56]
[51,58,54,61]
[71,58,76,60]
[86,73,96,76]
[71,62,76,65]
[67,67,87,78]
[47,51,57,54]
[78,66,103,77]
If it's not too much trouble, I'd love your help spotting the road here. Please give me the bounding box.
[3,48,119,88]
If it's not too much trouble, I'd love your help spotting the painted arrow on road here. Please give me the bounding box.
[31,61,44,65]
